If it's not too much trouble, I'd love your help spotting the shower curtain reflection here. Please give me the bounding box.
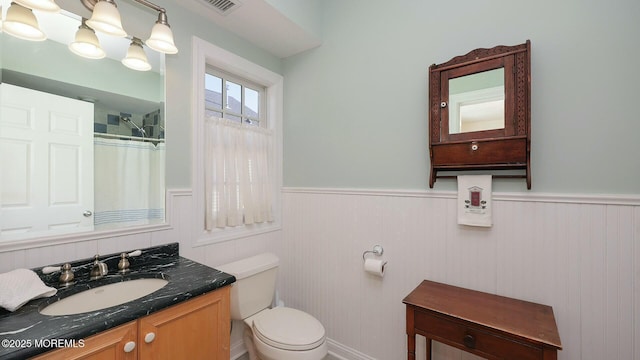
[94,138,165,229]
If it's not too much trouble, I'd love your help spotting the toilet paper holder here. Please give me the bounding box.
[362,245,384,261]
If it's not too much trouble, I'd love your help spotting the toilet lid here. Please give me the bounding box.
[252,307,326,351]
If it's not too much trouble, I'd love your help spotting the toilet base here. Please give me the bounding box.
[243,324,328,360]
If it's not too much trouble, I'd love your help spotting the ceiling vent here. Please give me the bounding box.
[202,0,242,15]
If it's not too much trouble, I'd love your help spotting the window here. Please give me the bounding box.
[205,68,265,127]
[192,37,283,245]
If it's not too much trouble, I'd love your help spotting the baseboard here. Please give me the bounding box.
[327,338,376,360]
[230,339,246,360]
[228,338,374,360]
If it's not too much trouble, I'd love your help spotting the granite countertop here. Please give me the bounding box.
[0,243,235,359]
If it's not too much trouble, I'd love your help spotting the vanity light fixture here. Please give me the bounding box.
[121,37,151,71]
[3,0,179,71]
[0,0,178,71]
[69,18,106,59]
[2,2,47,41]
[82,0,178,54]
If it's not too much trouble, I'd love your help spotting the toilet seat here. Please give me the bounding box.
[251,307,325,351]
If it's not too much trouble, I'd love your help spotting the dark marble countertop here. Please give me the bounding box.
[0,243,235,359]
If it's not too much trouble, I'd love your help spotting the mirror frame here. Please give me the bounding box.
[428,40,531,189]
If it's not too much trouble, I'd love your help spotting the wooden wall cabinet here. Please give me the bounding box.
[32,286,230,360]
[428,41,531,189]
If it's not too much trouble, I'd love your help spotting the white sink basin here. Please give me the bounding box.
[40,278,168,316]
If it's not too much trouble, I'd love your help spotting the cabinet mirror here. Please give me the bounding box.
[449,67,504,134]
[428,40,531,189]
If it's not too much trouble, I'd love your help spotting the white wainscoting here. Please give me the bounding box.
[3,187,638,360]
[280,188,640,360]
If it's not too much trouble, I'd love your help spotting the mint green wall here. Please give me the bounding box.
[265,0,322,39]
[282,0,640,194]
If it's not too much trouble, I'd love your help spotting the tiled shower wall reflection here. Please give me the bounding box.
[93,106,164,139]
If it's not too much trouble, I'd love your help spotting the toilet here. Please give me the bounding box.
[217,253,328,360]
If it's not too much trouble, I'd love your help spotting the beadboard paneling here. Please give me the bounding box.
[2,187,638,360]
[280,188,640,360]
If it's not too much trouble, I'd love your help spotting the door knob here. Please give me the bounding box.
[83,210,93,217]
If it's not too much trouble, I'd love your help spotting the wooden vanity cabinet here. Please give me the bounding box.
[32,286,230,360]
[31,321,138,360]
[137,285,230,359]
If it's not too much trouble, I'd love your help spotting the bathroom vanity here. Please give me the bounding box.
[0,243,235,360]
[31,287,229,359]
[403,280,561,360]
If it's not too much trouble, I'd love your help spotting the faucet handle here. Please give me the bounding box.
[42,263,75,286]
[58,263,75,285]
[118,250,142,273]
[118,253,130,273]
[127,250,142,257]
[42,266,62,274]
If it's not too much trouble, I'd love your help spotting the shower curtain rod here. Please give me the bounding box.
[94,132,165,143]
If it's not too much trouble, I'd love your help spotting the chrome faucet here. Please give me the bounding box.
[90,255,108,280]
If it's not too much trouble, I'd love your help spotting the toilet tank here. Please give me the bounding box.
[216,253,279,320]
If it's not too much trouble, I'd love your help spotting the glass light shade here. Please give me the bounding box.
[14,0,60,13]
[146,22,178,54]
[122,39,151,71]
[3,2,46,41]
[86,0,126,37]
[69,25,105,59]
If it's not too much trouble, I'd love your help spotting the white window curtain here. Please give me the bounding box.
[204,117,273,229]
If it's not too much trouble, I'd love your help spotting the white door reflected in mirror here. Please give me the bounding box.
[459,98,504,133]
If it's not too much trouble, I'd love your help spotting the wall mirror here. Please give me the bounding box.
[0,0,167,246]
[428,40,531,189]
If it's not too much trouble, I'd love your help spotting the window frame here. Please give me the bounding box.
[192,36,283,246]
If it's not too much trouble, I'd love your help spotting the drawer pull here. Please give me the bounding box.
[145,332,156,343]
[123,341,136,353]
[463,334,476,349]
